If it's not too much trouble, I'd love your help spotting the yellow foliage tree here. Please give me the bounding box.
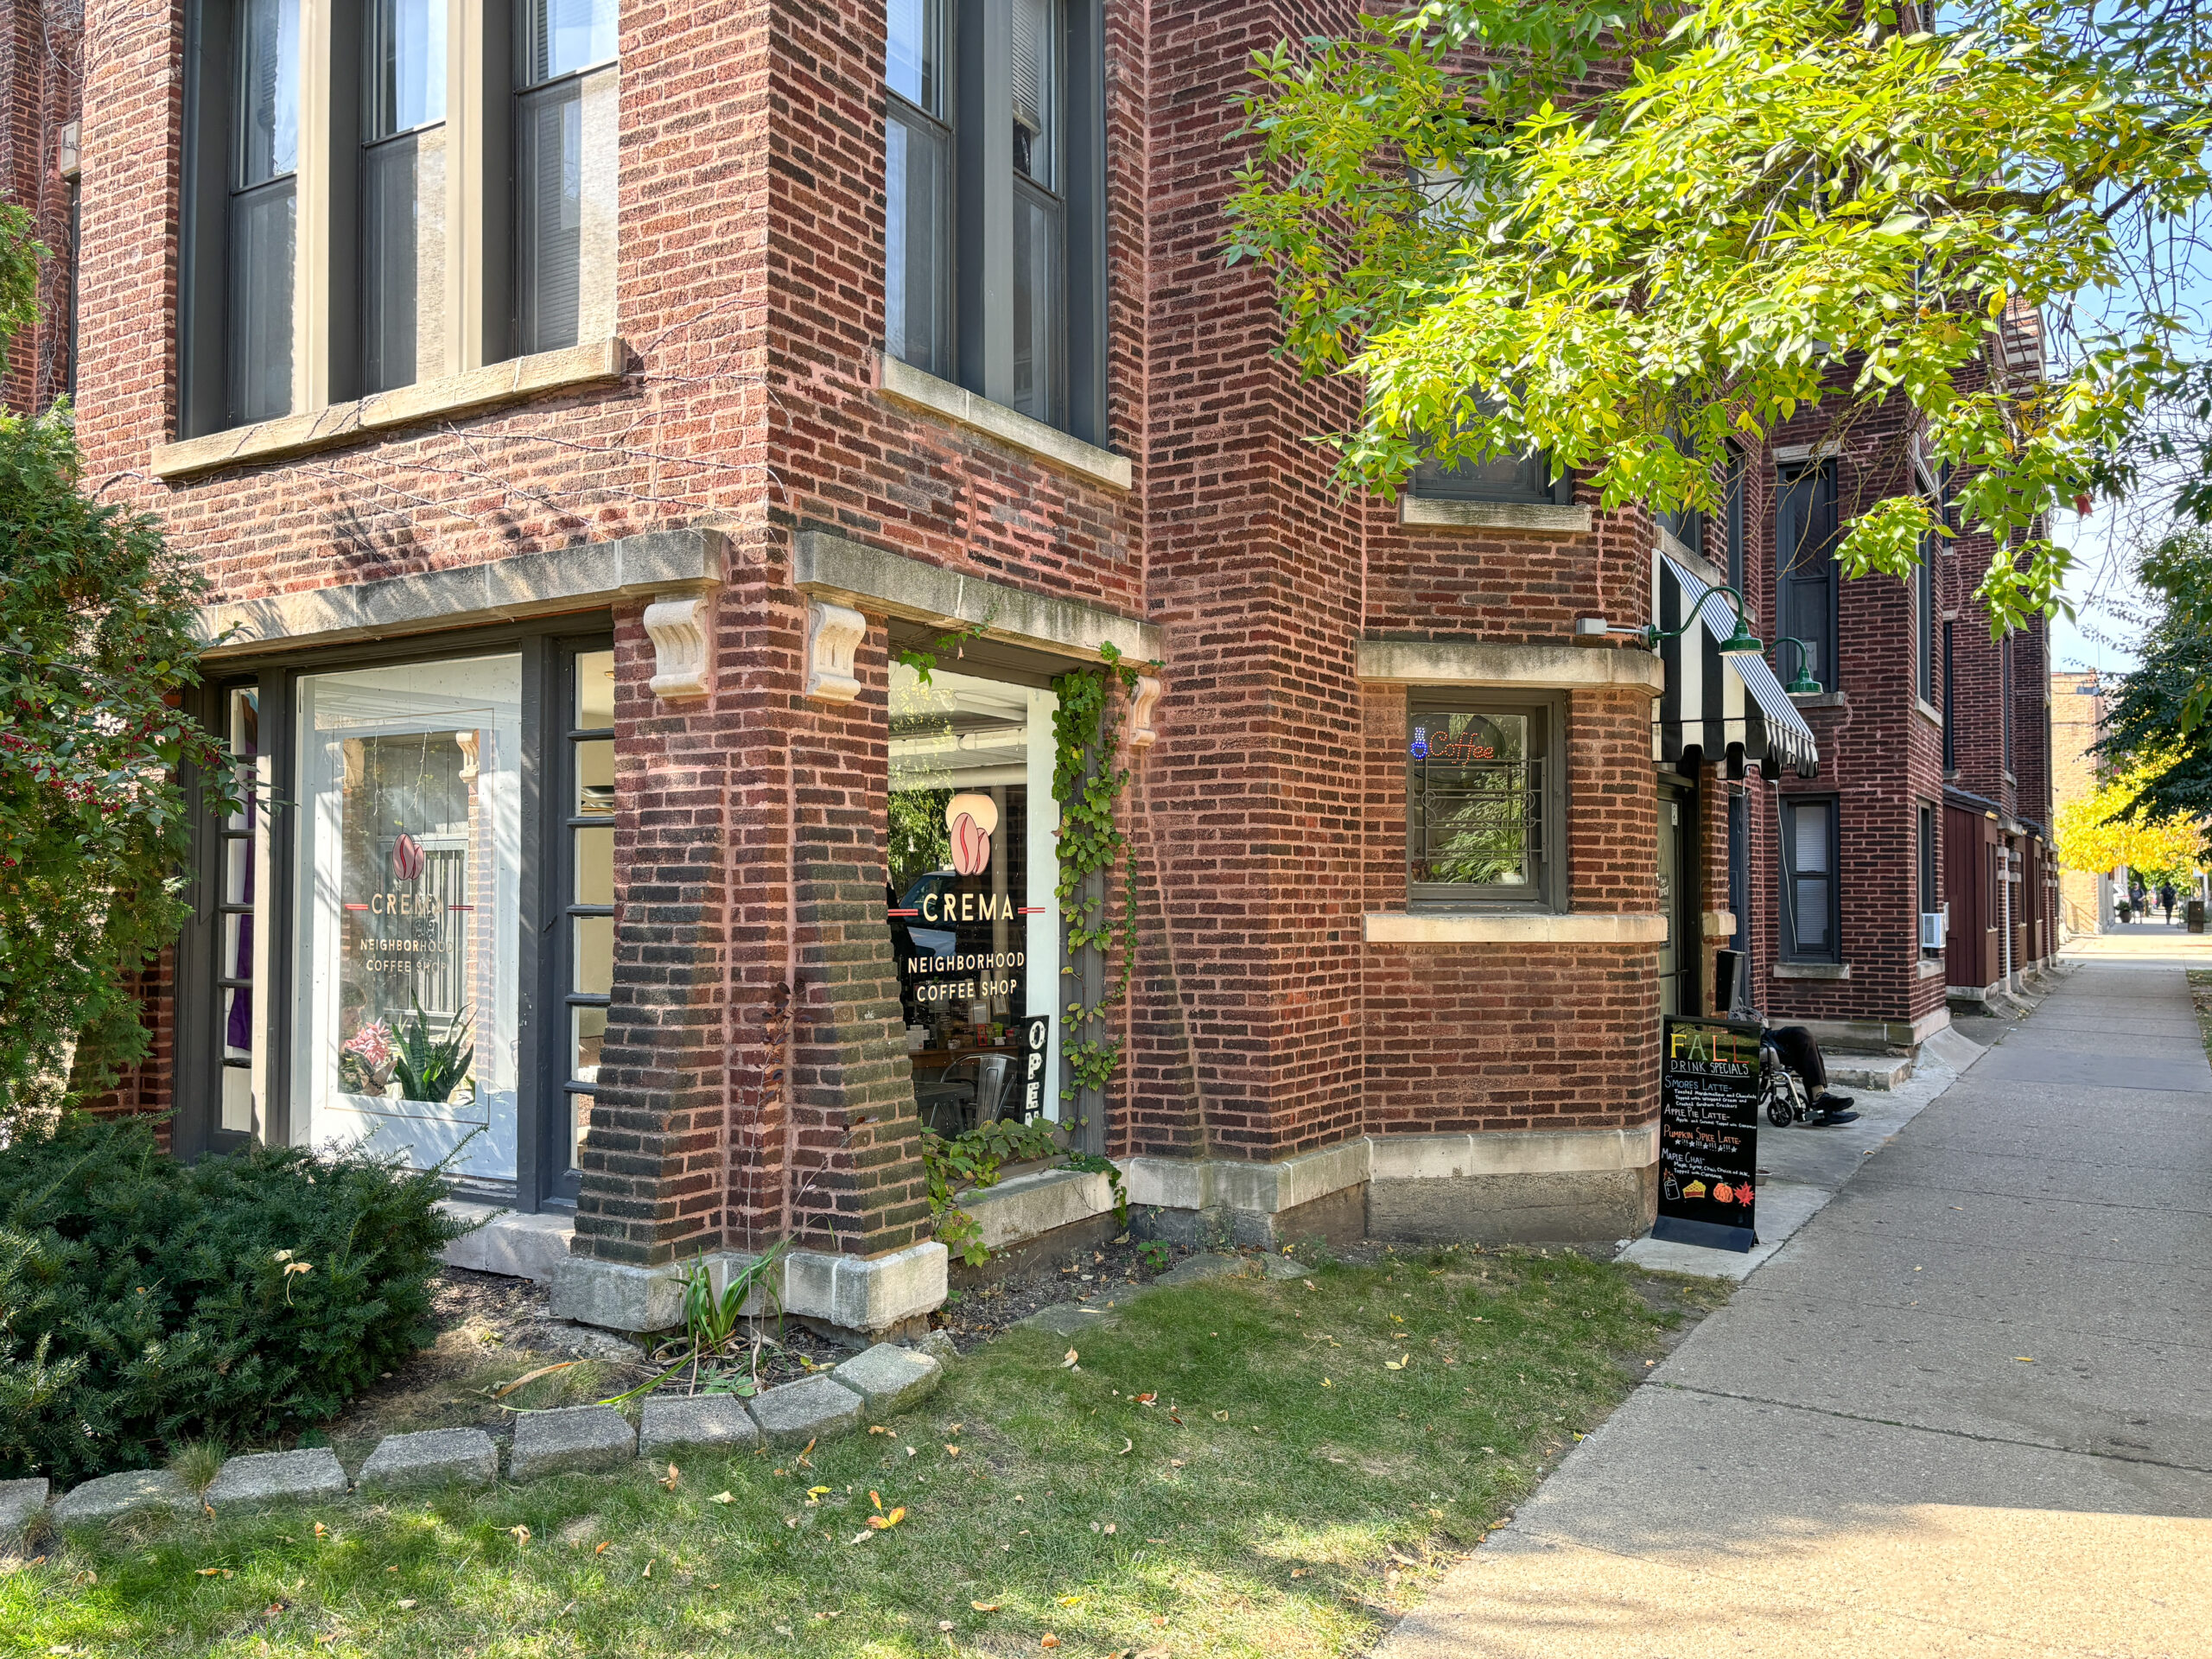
[2056,757,2206,880]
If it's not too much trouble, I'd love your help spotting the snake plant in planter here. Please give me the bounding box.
[393,997,475,1104]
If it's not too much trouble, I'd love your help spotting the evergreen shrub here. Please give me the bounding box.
[0,1112,466,1482]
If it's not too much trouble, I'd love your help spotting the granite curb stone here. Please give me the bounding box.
[355,1428,499,1493]
[206,1449,348,1510]
[0,1478,48,1535]
[915,1330,959,1363]
[508,1406,638,1481]
[830,1343,944,1414]
[1018,1302,1122,1335]
[52,1468,197,1525]
[747,1374,864,1446]
[637,1395,762,1461]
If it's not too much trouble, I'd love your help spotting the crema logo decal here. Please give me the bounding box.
[946,791,997,875]
[391,831,426,880]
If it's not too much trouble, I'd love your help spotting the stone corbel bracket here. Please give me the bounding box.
[1127,674,1163,748]
[804,600,868,703]
[645,588,718,702]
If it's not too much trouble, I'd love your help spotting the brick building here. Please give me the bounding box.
[10,1,2051,1337]
[2050,671,2111,933]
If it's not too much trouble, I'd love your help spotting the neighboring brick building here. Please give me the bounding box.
[2050,671,2111,933]
[7,1,2046,1335]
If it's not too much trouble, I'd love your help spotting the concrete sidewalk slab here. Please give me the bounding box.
[1619,1036,1980,1281]
[1383,957,2212,1658]
[1972,1046,2212,1090]
[1380,1389,2212,1659]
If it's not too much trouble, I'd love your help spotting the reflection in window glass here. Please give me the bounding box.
[575,648,615,728]
[564,646,616,1173]
[886,664,1058,1135]
[523,0,617,82]
[218,688,262,1133]
[293,656,523,1182]
[1407,708,1545,897]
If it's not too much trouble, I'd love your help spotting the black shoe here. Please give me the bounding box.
[1812,1104,1859,1125]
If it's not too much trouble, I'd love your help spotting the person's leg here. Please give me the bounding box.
[1770,1026,1857,1122]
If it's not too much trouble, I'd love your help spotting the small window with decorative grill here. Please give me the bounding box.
[1406,699,1559,908]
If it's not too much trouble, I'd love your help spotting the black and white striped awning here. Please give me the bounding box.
[1651,553,1819,778]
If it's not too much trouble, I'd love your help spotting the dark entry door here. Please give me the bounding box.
[1658,779,1700,1016]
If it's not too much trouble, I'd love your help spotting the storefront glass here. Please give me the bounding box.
[887,664,1060,1135]
[291,654,522,1180]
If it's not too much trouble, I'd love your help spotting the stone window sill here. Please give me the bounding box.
[877,354,1132,491]
[1773,961,1851,980]
[1918,958,1947,979]
[1789,690,1847,709]
[150,338,628,480]
[1915,697,1943,727]
[1365,912,1667,944]
[1398,496,1592,534]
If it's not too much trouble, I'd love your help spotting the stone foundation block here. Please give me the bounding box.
[509,1406,638,1481]
[206,1449,347,1510]
[830,1343,943,1414]
[356,1428,499,1494]
[52,1468,196,1526]
[781,1240,949,1337]
[747,1374,863,1446]
[1367,1166,1657,1245]
[0,1478,49,1535]
[550,1257,686,1332]
[638,1395,762,1461]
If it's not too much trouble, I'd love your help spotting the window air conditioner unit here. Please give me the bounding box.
[1920,910,1948,950]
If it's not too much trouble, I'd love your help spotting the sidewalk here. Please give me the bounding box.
[1380,955,2212,1658]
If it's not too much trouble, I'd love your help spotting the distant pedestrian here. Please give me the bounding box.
[2161,881,2177,925]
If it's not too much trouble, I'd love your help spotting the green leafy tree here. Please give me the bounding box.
[0,408,226,1115]
[2096,531,2212,823]
[1225,1,2212,632]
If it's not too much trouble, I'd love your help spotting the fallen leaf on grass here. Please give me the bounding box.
[1322,1377,1333,1387]
[595,1541,611,1555]
[939,1619,955,1630]
[1384,1355,1410,1370]
[710,1491,735,1504]
[971,1600,1002,1611]
[658,1463,681,1491]
[1062,1349,1080,1369]
[944,1445,962,1457]
[643,1561,653,1579]
[1134,1392,1157,1405]
[313,1523,328,1539]
[396,1599,417,1610]
[1290,1567,1307,1579]
[1041,1637,1061,1649]
[1211,1410,1230,1421]
[492,1360,577,1398]
[194,1567,232,1579]
[848,1530,875,1545]
[870,1425,893,1435]
[1058,1594,1084,1607]
[867,1508,906,1530]
[1117,1437,1134,1455]
[508,1527,531,1548]
[1168,1459,1185,1469]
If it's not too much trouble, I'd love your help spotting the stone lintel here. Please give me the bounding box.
[1363,912,1668,945]
[796,530,1161,666]
[1356,638,1663,691]
[877,354,1133,490]
[195,527,722,658]
[151,337,627,479]
[1398,496,1592,534]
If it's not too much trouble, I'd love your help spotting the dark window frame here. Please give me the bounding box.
[1918,799,1940,952]
[1404,690,1566,912]
[1775,459,1840,694]
[883,0,1109,448]
[175,615,613,1212]
[1779,793,1841,963]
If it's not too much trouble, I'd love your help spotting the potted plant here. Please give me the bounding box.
[393,997,475,1104]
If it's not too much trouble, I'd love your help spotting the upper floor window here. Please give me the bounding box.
[1724,441,1747,590]
[881,0,1108,446]
[1776,460,1840,693]
[1410,445,1574,507]
[181,0,621,438]
[1780,795,1840,962]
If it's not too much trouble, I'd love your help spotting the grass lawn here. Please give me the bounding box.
[3,1244,1723,1658]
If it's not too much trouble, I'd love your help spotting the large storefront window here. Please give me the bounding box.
[887,664,1060,1135]
[292,655,523,1182]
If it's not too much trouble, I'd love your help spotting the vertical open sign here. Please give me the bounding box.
[1016,1014,1052,1122]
